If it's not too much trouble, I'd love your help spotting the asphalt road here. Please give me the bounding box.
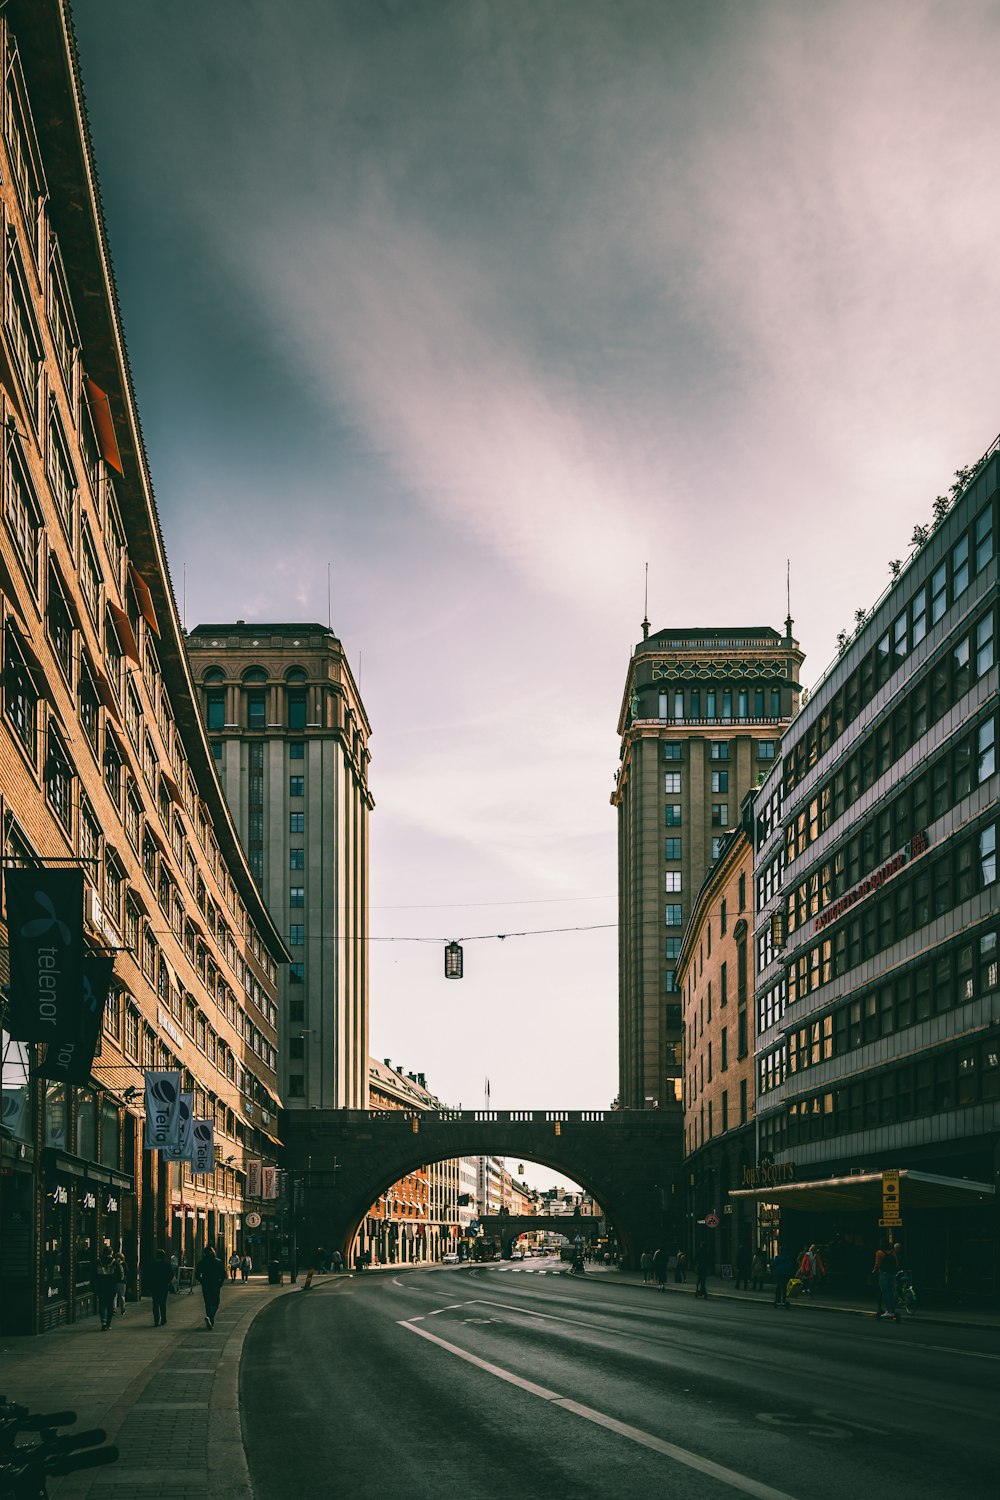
[241,1256,999,1500]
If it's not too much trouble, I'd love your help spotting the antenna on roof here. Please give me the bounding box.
[785,558,794,640]
[641,562,650,641]
[327,562,332,630]
[182,563,187,633]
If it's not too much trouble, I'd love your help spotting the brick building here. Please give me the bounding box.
[0,0,288,1334]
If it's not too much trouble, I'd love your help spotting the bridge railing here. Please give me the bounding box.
[305,1108,678,1130]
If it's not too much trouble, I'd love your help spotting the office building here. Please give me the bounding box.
[186,624,372,1111]
[613,624,803,1115]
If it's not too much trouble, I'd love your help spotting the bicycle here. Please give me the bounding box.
[895,1269,917,1315]
[0,1399,118,1499]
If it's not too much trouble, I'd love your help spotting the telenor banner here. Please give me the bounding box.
[162,1093,193,1162]
[190,1119,215,1175]
[40,955,115,1086]
[144,1070,183,1150]
[4,867,84,1043]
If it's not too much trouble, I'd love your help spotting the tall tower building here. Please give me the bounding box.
[186,624,372,1110]
[613,625,803,1112]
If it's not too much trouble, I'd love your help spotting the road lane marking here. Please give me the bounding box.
[897,1340,1000,1362]
[398,1318,800,1500]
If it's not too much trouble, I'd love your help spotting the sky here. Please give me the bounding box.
[72,1,1000,1165]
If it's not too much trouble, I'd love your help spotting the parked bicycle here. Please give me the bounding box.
[0,1398,118,1499]
[895,1268,918,1316]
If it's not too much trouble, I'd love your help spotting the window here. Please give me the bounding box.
[5,442,39,588]
[712,803,729,827]
[211,741,223,765]
[288,924,304,945]
[287,690,306,730]
[665,804,682,827]
[247,690,266,728]
[289,776,305,797]
[738,872,746,911]
[979,720,996,783]
[758,741,776,760]
[975,503,994,572]
[290,812,304,834]
[664,904,683,926]
[664,837,681,860]
[290,741,305,759]
[976,613,994,678]
[710,741,729,760]
[952,535,969,600]
[720,898,727,935]
[47,566,73,681]
[289,963,305,986]
[5,238,40,398]
[711,837,723,860]
[912,587,927,647]
[664,772,681,794]
[290,848,305,870]
[711,770,728,793]
[720,961,728,1005]
[930,562,947,625]
[665,871,682,892]
[289,1036,305,1060]
[47,415,75,539]
[289,886,305,908]
[206,692,225,730]
[665,938,681,960]
[78,667,99,753]
[287,1075,305,1097]
[740,1078,747,1124]
[981,825,997,887]
[663,742,681,761]
[4,628,36,756]
[721,1027,728,1071]
[45,727,73,830]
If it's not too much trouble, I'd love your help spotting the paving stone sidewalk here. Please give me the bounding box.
[0,1274,298,1500]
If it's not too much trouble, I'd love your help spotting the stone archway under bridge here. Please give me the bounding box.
[281,1107,682,1268]
[478,1213,603,1258]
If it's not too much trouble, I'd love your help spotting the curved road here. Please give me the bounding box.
[242,1257,997,1500]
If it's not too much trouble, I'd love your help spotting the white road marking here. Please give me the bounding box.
[899,1341,1000,1362]
[398,1319,800,1500]
[392,1278,404,1287]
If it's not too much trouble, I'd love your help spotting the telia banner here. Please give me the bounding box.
[161,1093,194,1162]
[4,867,84,1043]
[190,1119,215,1175]
[143,1070,183,1151]
[246,1159,262,1198]
[40,955,115,1087]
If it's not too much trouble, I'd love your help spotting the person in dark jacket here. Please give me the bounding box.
[772,1246,794,1307]
[694,1241,712,1298]
[195,1245,226,1328]
[149,1248,173,1327]
[94,1251,118,1331]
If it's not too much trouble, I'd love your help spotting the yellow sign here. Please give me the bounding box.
[879,1217,902,1228]
[882,1169,900,1218]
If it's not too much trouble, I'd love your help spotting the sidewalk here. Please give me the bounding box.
[0,1274,295,1500]
[601,1266,1000,1330]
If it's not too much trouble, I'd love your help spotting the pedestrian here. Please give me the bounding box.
[240,1253,252,1282]
[772,1246,794,1308]
[330,1249,343,1274]
[873,1241,900,1322]
[114,1250,127,1316]
[169,1252,179,1293]
[654,1247,669,1292]
[228,1251,241,1282]
[694,1241,711,1299]
[94,1251,118,1331]
[195,1245,226,1329]
[751,1248,767,1292]
[735,1243,752,1292]
[674,1248,687,1284]
[640,1249,652,1284]
[149,1248,173,1327]
[798,1243,826,1297]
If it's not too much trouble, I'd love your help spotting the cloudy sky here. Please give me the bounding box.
[74,1,1000,1145]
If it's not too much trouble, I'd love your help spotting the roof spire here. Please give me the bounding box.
[641,562,650,640]
[784,558,794,640]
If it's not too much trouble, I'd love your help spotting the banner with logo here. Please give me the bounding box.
[161,1093,194,1162]
[1,1088,29,1139]
[246,1159,262,1198]
[40,955,115,1086]
[190,1119,215,1175]
[143,1070,183,1151]
[262,1164,278,1200]
[4,867,84,1043]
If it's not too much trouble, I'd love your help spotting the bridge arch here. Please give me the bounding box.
[282,1108,682,1268]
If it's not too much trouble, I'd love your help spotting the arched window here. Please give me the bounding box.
[285,667,307,683]
[242,667,268,683]
[203,667,225,684]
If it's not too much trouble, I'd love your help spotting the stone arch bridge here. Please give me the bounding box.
[281,1107,682,1265]
[479,1214,602,1258]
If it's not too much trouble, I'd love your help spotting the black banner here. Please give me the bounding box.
[3,867,84,1043]
[40,954,115,1086]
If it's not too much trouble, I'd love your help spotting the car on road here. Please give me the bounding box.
[441,1252,460,1264]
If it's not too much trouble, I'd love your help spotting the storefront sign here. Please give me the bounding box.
[741,1161,795,1188]
[81,1190,97,1210]
[143,1071,182,1150]
[104,1193,119,1214]
[49,1184,69,1207]
[157,1007,184,1051]
[4,867,84,1043]
[814,835,927,932]
[40,955,115,1086]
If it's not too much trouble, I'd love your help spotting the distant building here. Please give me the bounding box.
[613,624,803,1115]
[186,624,372,1111]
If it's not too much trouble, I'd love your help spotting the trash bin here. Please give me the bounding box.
[268,1259,282,1285]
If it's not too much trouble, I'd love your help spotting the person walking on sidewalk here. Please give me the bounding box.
[654,1246,669,1292]
[240,1253,252,1282]
[873,1241,900,1322]
[95,1252,118,1331]
[772,1246,793,1308]
[149,1249,173,1327]
[641,1249,652,1285]
[114,1250,127,1316]
[195,1245,226,1329]
[228,1251,241,1282]
[751,1248,767,1292]
[694,1241,711,1299]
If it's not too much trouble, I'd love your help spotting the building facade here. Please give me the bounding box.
[613,624,803,1115]
[677,818,757,1265]
[186,624,372,1112]
[0,0,287,1334]
[748,457,998,1295]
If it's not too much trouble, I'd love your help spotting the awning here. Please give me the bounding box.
[93,663,121,721]
[85,378,124,475]
[107,601,140,665]
[128,564,159,637]
[729,1169,995,1213]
